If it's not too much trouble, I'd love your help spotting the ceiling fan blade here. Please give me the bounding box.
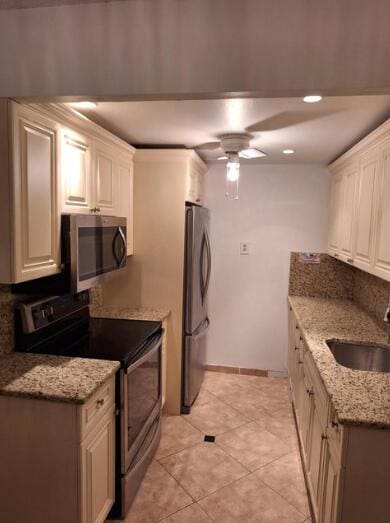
[195,141,221,150]
[246,110,329,133]
[239,148,267,159]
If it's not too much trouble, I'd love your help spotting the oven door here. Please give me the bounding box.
[120,333,162,474]
[68,214,127,292]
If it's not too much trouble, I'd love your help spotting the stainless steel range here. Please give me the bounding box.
[15,292,162,519]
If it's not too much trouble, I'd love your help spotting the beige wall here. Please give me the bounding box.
[1,0,390,99]
[204,163,331,373]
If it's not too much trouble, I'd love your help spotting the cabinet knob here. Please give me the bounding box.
[321,433,328,440]
[334,253,339,258]
[97,398,105,407]
[347,258,354,264]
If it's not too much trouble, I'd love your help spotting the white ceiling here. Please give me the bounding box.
[75,95,390,165]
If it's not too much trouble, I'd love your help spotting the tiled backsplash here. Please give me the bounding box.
[353,268,390,325]
[0,285,104,355]
[289,252,390,327]
[0,285,15,355]
[288,252,354,299]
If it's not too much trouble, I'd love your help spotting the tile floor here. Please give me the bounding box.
[113,371,312,522]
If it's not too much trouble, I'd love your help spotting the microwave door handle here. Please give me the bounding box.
[118,226,127,266]
[112,230,121,266]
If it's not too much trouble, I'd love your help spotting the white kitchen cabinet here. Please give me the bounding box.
[338,165,358,261]
[0,100,136,284]
[118,160,134,255]
[60,129,93,214]
[80,409,115,523]
[0,375,116,523]
[328,118,390,282]
[373,137,390,281]
[321,440,339,523]
[328,173,343,255]
[93,142,118,216]
[353,149,379,272]
[0,101,61,283]
[186,163,205,205]
[288,305,390,523]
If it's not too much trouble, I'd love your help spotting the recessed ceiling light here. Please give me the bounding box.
[282,149,295,155]
[303,95,322,103]
[69,101,97,109]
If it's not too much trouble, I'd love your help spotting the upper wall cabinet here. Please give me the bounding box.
[60,129,93,214]
[328,118,390,282]
[373,137,390,281]
[0,102,61,283]
[0,100,135,284]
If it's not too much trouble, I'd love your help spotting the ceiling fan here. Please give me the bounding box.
[196,133,267,200]
[196,132,267,161]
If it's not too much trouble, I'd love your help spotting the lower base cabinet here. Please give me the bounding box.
[0,375,116,523]
[288,304,390,523]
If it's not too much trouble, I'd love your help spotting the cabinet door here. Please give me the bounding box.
[339,166,358,260]
[81,410,115,523]
[186,167,204,205]
[321,441,339,523]
[354,150,379,272]
[328,173,343,255]
[12,105,61,282]
[307,399,324,520]
[118,161,134,255]
[373,139,390,282]
[93,144,118,216]
[61,130,92,213]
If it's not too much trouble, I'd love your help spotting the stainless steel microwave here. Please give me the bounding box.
[61,214,127,292]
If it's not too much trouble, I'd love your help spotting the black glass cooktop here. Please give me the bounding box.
[16,308,162,368]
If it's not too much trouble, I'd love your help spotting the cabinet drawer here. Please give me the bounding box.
[79,377,115,440]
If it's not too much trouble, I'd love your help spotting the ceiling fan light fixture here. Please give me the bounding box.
[217,155,229,160]
[225,154,240,200]
[303,95,322,103]
[239,148,267,159]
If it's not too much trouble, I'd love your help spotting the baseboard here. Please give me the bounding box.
[204,364,281,378]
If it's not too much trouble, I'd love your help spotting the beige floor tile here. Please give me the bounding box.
[185,394,250,435]
[254,411,298,445]
[159,442,248,500]
[254,452,310,516]
[160,503,212,522]
[198,474,307,522]
[121,461,192,523]
[155,415,204,459]
[216,422,291,471]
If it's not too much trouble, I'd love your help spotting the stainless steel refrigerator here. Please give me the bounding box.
[181,205,211,414]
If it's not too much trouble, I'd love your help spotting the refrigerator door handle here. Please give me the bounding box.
[199,232,207,303]
[204,230,211,301]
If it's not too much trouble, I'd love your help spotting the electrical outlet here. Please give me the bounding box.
[240,242,250,255]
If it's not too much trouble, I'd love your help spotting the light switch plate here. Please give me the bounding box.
[240,242,250,255]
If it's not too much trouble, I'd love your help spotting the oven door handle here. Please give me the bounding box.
[125,332,163,373]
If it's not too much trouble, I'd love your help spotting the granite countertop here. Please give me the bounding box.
[288,296,390,428]
[0,352,119,404]
[90,305,171,322]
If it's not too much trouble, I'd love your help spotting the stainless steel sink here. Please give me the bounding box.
[326,340,390,373]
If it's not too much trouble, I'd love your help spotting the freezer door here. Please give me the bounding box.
[185,206,211,334]
[182,318,209,410]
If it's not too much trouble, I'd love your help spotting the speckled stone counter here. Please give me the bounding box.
[0,352,119,404]
[90,305,170,322]
[288,296,390,428]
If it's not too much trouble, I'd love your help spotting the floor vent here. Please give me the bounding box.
[204,435,215,443]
